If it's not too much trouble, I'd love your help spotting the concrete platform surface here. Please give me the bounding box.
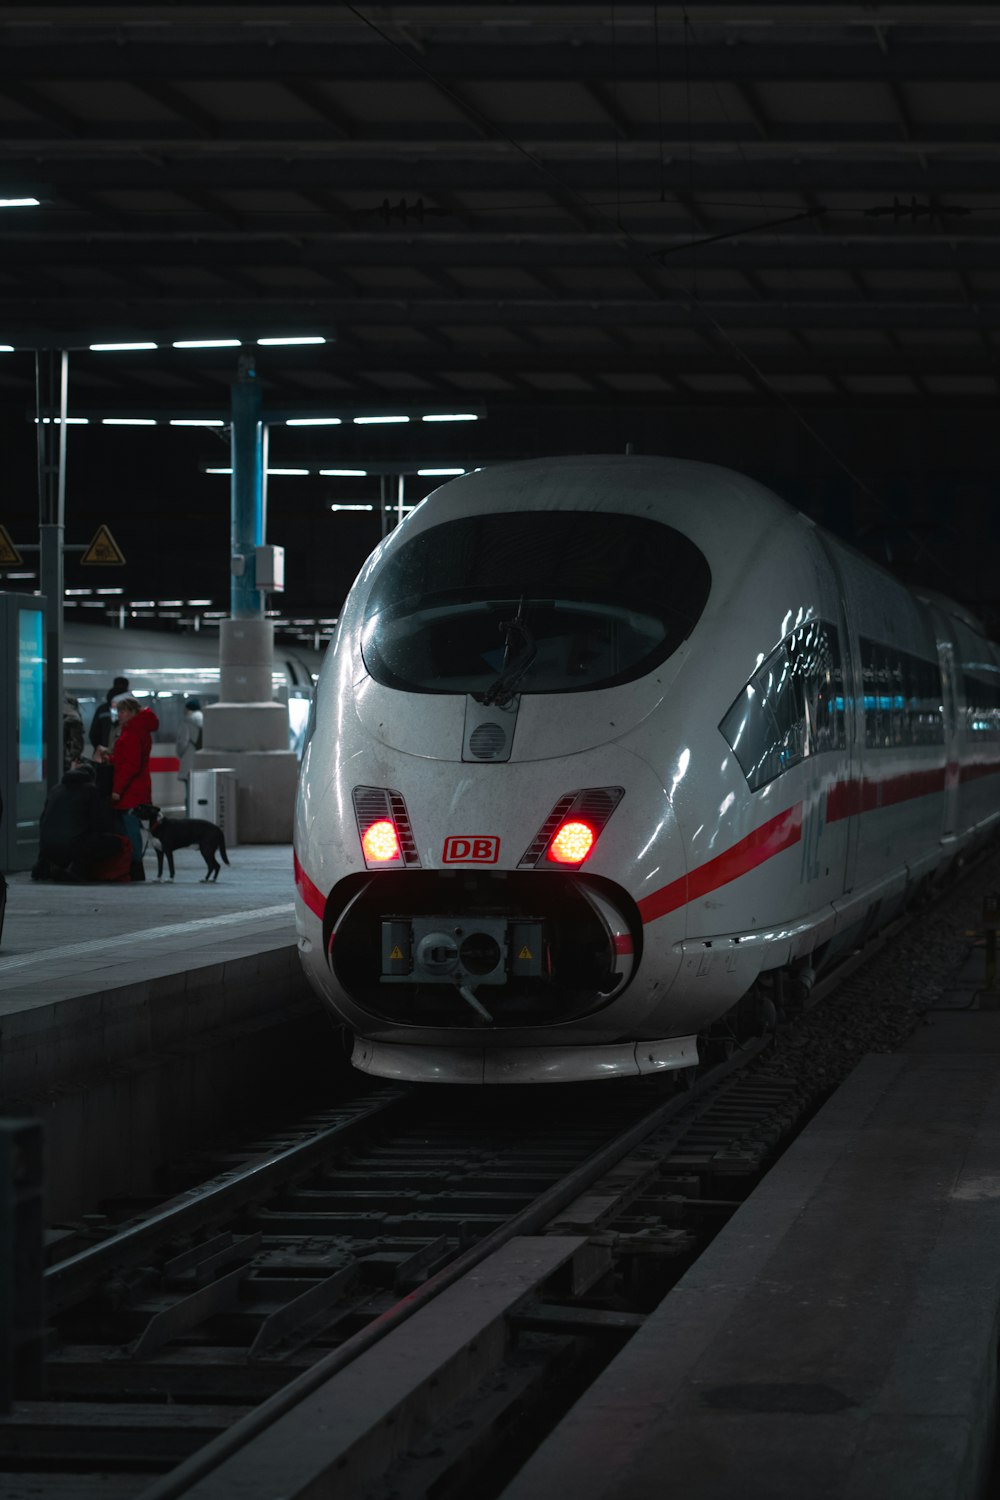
[501,1048,1000,1500]
[0,844,296,1014]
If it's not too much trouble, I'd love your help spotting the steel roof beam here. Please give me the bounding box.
[4,234,1000,272]
[2,157,1000,195]
[5,39,1000,80]
[3,295,1000,337]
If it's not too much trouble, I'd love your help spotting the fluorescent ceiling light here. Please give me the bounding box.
[0,344,14,352]
[285,417,341,426]
[81,601,105,607]
[90,341,158,352]
[160,599,184,606]
[64,588,92,595]
[267,467,310,476]
[62,656,85,663]
[320,468,368,477]
[169,418,225,427]
[130,600,155,607]
[353,415,409,425]
[102,417,157,426]
[206,467,232,475]
[172,338,242,349]
[187,598,213,605]
[96,587,124,595]
[258,336,326,346]
[418,467,464,476]
[421,413,478,423]
[8,571,35,579]
[0,197,39,208]
[330,503,374,512]
[35,416,89,424]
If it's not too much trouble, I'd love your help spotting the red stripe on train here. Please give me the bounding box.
[825,765,947,820]
[637,803,803,927]
[826,760,1000,820]
[293,850,326,920]
[149,755,180,773]
[960,760,1000,784]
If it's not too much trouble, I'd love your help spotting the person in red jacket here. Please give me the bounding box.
[97,695,159,881]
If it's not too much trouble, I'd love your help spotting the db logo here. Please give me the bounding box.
[443,835,500,864]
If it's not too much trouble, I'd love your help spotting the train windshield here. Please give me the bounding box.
[361,511,711,694]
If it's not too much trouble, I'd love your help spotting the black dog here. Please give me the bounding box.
[136,805,230,882]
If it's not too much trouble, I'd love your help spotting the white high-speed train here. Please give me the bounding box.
[293,455,1000,1084]
[63,624,321,807]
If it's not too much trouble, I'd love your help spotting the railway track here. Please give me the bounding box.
[3,1036,812,1500]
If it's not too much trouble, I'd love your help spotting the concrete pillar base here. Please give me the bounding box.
[220,616,275,702]
[203,700,288,752]
[194,747,299,842]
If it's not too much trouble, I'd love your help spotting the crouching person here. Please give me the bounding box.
[32,762,125,882]
[96,695,159,882]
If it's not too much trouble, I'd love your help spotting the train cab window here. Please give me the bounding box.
[361,511,712,695]
[719,620,844,792]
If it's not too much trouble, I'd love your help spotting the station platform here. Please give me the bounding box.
[0,845,328,1219]
[502,956,1000,1500]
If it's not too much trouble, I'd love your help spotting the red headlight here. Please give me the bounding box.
[362,819,401,863]
[519,787,624,869]
[353,786,420,869]
[548,820,595,864]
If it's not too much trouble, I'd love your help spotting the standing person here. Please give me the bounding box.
[97,695,158,882]
[89,676,129,753]
[175,697,204,809]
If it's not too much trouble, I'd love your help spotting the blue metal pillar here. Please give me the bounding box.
[230,357,265,619]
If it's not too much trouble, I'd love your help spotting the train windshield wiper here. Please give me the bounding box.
[483,598,536,707]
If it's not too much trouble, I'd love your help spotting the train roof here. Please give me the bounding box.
[416,454,797,531]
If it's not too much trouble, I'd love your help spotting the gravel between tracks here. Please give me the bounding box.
[759,842,1000,1090]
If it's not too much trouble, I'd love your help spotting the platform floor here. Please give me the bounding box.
[0,843,296,1014]
[502,954,1000,1500]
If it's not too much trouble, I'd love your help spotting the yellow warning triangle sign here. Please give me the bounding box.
[0,524,23,566]
[390,945,404,961]
[518,945,533,961]
[81,524,126,566]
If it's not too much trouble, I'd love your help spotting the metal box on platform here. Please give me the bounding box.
[189,768,238,847]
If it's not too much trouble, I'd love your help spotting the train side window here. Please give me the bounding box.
[719,665,785,792]
[965,672,1000,741]
[908,656,944,746]
[788,620,845,755]
[720,621,844,792]
[862,636,943,749]
[861,638,888,748]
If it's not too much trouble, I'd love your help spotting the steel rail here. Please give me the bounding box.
[136,1035,769,1500]
[45,1088,410,1314]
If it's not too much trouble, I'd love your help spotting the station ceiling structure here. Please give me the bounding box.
[2,1,999,622]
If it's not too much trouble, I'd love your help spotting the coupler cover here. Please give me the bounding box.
[381,916,543,985]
